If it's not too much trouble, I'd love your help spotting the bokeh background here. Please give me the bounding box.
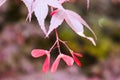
[0,0,120,80]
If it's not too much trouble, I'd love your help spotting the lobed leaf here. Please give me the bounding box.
[34,0,48,34]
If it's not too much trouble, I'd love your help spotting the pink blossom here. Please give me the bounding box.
[47,9,96,45]
[0,0,6,6]
[31,49,50,72]
[51,54,74,72]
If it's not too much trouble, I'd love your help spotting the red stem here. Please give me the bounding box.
[55,29,61,54]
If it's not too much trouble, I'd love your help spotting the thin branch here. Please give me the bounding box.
[55,29,62,54]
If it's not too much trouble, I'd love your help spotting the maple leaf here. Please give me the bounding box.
[31,49,50,72]
[51,54,74,72]
[0,0,7,6]
[47,9,96,45]
[22,0,63,34]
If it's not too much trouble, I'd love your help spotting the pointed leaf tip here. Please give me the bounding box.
[78,33,96,46]
[87,37,96,46]
[34,0,48,34]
